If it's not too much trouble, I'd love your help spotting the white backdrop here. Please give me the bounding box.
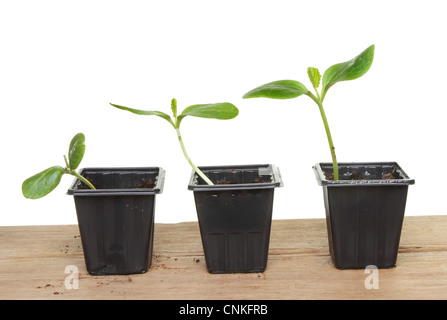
[1,0,446,226]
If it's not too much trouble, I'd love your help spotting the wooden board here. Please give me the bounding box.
[1,216,447,300]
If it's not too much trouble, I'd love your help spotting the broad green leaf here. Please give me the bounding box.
[243,80,309,99]
[307,67,321,90]
[179,103,239,120]
[22,166,66,199]
[322,44,375,95]
[110,103,174,126]
[68,133,85,170]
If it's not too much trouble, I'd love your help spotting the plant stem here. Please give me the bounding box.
[317,102,339,180]
[307,92,339,180]
[64,155,69,168]
[175,127,214,185]
[70,170,96,189]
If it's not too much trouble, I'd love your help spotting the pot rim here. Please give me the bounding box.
[313,162,415,187]
[67,167,165,196]
[188,164,283,191]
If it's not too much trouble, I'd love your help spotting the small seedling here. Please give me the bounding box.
[243,45,375,180]
[110,99,238,185]
[22,133,95,199]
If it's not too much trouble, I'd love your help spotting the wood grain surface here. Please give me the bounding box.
[1,216,446,300]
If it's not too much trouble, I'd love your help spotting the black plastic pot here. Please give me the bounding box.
[67,167,165,275]
[313,162,414,269]
[188,164,283,274]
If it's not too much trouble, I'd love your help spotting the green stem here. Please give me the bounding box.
[70,170,96,189]
[175,127,214,185]
[306,92,339,180]
[63,155,69,168]
[63,155,96,189]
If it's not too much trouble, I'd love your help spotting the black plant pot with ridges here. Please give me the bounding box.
[67,167,165,275]
[313,162,414,269]
[188,164,283,274]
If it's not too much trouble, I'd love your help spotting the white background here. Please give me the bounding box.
[1,0,446,226]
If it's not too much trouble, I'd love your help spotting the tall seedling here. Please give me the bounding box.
[243,45,375,180]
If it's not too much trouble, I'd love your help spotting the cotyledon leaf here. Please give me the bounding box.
[110,103,174,126]
[22,166,66,199]
[243,80,309,100]
[179,103,239,120]
[321,44,375,97]
[68,133,85,170]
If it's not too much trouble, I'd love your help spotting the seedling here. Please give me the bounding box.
[243,45,375,180]
[22,133,95,199]
[110,99,239,185]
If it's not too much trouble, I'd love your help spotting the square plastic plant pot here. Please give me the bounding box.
[313,162,414,269]
[188,164,283,274]
[67,167,165,275]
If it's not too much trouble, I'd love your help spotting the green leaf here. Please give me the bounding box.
[243,80,309,99]
[179,103,239,120]
[171,98,177,118]
[322,44,375,96]
[110,103,174,126]
[68,133,85,170]
[307,67,321,90]
[22,166,66,199]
